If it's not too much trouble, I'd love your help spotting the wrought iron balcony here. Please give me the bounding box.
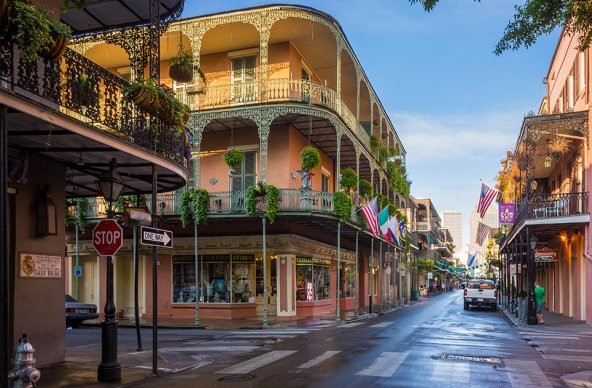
[176,78,371,151]
[0,41,185,166]
[514,192,588,224]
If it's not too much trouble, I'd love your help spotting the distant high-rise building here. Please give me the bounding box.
[442,211,462,256]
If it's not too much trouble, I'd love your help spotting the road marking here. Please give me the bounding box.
[432,360,470,382]
[297,351,341,369]
[542,354,592,362]
[505,359,553,388]
[160,346,260,352]
[355,352,407,377]
[370,322,393,328]
[342,322,365,328]
[216,350,297,374]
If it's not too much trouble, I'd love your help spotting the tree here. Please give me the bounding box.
[410,0,592,54]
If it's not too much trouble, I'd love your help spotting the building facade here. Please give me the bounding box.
[442,210,462,256]
[63,5,414,326]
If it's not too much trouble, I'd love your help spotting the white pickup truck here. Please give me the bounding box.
[463,279,497,311]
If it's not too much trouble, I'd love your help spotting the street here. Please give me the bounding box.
[46,290,592,387]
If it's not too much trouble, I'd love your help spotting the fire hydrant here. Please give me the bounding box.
[8,334,41,388]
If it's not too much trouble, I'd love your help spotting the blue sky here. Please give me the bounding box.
[183,1,560,254]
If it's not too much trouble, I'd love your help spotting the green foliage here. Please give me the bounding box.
[340,167,358,190]
[411,0,592,54]
[416,258,435,272]
[180,188,210,228]
[223,148,244,168]
[333,191,352,221]
[8,1,67,62]
[300,145,321,172]
[387,160,411,199]
[63,0,87,11]
[358,178,373,199]
[245,182,280,223]
[65,198,88,232]
[370,135,387,166]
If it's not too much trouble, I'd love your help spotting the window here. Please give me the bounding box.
[302,67,311,102]
[340,262,355,298]
[231,56,257,103]
[231,150,257,210]
[321,173,329,192]
[296,257,331,301]
[255,256,277,297]
[172,255,197,303]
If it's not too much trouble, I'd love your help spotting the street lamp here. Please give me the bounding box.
[527,232,538,325]
[96,158,124,382]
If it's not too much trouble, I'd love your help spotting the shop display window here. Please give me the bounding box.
[296,257,331,301]
[340,262,355,298]
[172,254,254,304]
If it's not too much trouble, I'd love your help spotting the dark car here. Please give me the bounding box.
[65,294,98,328]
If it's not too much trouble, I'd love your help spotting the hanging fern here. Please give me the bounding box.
[333,191,352,221]
[340,167,358,191]
[180,187,210,227]
[245,182,280,223]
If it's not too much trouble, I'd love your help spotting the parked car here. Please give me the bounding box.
[65,294,98,327]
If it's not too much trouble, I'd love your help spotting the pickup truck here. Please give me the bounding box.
[463,279,497,311]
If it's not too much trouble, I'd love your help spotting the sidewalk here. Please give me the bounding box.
[499,303,592,387]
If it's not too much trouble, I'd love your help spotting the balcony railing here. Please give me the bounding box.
[176,78,372,151]
[0,40,185,165]
[515,192,588,224]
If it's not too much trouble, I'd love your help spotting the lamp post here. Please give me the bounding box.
[194,216,200,327]
[527,232,538,325]
[96,158,124,382]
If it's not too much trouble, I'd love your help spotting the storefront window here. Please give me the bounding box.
[296,257,331,301]
[340,262,355,298]
[172,254,254,304]
[255,256,277,297]
[172,255,196,303]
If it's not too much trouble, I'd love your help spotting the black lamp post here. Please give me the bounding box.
[96,158,124,382]
[527,232,538,325]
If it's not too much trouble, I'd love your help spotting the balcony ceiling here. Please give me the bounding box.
[61,0,184,36]
[6,108,187,198]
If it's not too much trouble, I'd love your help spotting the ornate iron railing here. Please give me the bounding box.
[176,78,372,150]
[514,192,588,224]
[0,39,185,165]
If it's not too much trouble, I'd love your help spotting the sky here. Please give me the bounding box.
[182,1,561,258]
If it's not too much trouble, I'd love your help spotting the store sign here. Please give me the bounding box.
[19,253,62,278]
[534,248,557,263]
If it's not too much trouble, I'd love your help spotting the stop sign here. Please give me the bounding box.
[92,219,123,256]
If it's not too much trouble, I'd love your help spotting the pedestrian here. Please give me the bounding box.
[441,283,445,293]
[534,282,545,324]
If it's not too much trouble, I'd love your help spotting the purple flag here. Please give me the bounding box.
[498,203,515,224]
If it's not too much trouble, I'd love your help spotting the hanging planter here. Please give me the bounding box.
[245,183,279,223]
[299,145,321,172]
[169,50,206,84]
[223,148,244,169]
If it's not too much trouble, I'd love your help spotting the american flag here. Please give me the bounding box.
[477,182,497,218]
[361,196,380,238]
[475,221,490,245]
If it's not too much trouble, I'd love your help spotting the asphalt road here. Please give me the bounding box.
[62,290,592,387]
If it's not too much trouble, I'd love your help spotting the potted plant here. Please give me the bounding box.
[180,187,210,228]
[333,191,352,221]
[40,20,71,60]
[300,145,321,172]
[359,178,373,199]
[340,167,358,192]
[223,148,244,172]
[169,50,206,84]
[245,182,279,223]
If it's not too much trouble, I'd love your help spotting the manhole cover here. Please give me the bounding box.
[440,353,501,364]
[218,374,255,382]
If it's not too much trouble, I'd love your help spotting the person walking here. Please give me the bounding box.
[534,282,545,324]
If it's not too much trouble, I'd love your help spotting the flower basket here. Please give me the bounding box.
[40,33,69,61]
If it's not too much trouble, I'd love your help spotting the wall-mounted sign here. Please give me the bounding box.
[534,248,558,263]
[19,253,62,278]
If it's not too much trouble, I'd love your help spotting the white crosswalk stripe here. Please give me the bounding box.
[432,360,470,383]
[355,352,407,377]
[505,359,553,388]
[370,322,393,328]
[216,350,297,374]
[297,351,341,369]
[341,322,365,328]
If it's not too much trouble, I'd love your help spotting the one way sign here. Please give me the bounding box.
[140,226,173,248]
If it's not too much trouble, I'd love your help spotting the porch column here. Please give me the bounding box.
[187,117,208,188]
[277,254,296,319]
[259,27,271,101]
[335,131,341,191]
[258,120,271,183]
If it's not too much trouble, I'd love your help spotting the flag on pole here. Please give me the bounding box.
[475,221,491,245]
[477,182,497,218]
[378,206,390,239]
[388,215,400,245]
[398,220,406,247]
[361,196,380,238]
[467,252,476,267]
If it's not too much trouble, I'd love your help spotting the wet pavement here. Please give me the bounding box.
[36,296,592,387]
